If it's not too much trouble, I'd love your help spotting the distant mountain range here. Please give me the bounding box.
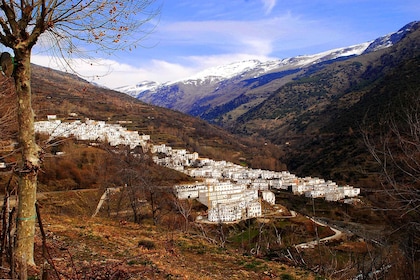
[117,21,419,127]
[117,21,420,183]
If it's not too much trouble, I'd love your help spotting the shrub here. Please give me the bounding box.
[137,239,156,250]
[281,273,294,280]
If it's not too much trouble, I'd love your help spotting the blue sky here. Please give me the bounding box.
[31,0,419,88]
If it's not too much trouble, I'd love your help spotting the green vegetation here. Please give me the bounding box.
[281,273,295,280]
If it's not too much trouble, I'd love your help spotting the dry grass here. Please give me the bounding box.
[6,189,318,280]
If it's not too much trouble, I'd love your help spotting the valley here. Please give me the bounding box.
[119,21,420,187]
[14,115,398,279]
[0,19,418,280]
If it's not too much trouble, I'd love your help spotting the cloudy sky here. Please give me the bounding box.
[29,0,419,89]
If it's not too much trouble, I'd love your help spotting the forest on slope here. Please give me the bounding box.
[232,21,420,187]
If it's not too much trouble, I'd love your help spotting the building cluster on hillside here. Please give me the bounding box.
[162,146,360,222]
[35,116,150,149]
[35,118,360,223]
[175,181,263,222]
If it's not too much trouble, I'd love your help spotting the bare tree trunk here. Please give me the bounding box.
[14,50,40,269]
[173,198,192,233]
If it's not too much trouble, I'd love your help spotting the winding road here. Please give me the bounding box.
[295,217,343,249]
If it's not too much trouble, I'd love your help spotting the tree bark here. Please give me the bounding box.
[14,49,40,268]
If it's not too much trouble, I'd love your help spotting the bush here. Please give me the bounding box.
[137,239,156,250]
[281,273,294,280]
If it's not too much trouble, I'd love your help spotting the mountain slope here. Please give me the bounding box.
[233,21,420,182]
[118,22,418,127]
[118,43,370,121]
[28,65,285,171]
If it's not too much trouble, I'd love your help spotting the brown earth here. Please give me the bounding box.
[1,189,319,280]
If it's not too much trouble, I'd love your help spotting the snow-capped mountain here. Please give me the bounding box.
[116,21,418,122]
[179,41,371,83]
[363,21,419,53]
[117,42,371,98]
[120,81,160,98]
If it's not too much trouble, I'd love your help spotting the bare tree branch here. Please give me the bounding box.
[362,90,420,279]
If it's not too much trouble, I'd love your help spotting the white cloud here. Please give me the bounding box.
[31,55,199,88]
[31,51,277,89]
[29,6,357,89]
[30,10,342,89]
[261,0,277,15]
[156,13,346,59]
[157,13,299,56]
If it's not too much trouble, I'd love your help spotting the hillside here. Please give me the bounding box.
[0,66,318,279]
[28,65,285,172]
[232,21,420,184]
[17,190,320,280]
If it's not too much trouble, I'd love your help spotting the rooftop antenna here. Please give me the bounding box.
[0,52,14,77]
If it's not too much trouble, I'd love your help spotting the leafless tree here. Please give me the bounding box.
[120,165,145,224]
[192,223,219,245]
[173,197,193,233]
[363,91,420,279]
[145,186,172,226]
[0,0,159,274]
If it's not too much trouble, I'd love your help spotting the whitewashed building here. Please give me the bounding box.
[261,190,276,205]
[174,184,207,199]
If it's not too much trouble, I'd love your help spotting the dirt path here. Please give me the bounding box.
[295,217,343,249]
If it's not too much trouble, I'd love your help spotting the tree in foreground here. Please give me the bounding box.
[0,0,159,274]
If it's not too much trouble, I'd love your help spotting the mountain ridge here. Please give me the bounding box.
[117,21,418,126]
[117,42,371,100]
[232,20,420,182]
